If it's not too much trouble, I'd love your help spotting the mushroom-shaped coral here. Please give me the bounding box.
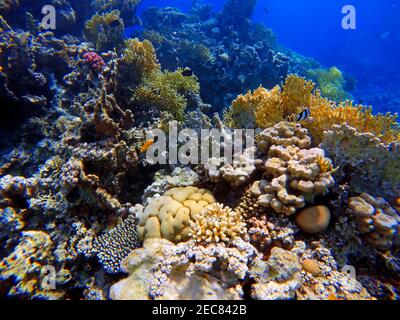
[189,203,247,243]
[137,186,216,243]
[295,205,331,234]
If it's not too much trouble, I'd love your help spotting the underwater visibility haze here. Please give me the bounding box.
[0,0,399,301]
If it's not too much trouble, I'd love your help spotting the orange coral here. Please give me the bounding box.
[225,74,400,145]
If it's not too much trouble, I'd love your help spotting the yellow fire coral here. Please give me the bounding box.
[224,74,400,145]
[224,86,283,128]
[307,96,400,144]
[134,68,200,120]
[189,203,246,243]
[122,38,160,80]
[137,187,216,243]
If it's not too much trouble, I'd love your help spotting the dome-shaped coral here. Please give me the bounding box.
[137,186,216,243]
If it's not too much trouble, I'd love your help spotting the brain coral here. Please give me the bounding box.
[137,186,216,243]
[189,203,246,243]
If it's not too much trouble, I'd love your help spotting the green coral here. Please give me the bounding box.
[84,10,125,52]
[134,68,200,120]
[307,67,351,102]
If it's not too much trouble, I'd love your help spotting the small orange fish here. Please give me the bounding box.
[140,139,154,153]
[395,197,400,207]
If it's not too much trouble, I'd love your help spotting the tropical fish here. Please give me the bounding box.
[140,139,154,153]
[181,68,193,77]
[288,108,311,122]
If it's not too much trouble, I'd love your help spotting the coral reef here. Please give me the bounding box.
[0,0,399,302]
[84,10,125,52]
[137,3,289,112]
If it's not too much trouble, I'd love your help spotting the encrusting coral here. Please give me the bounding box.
[137,187,216,243]
[0,231,66,299]
[321,123,400,199]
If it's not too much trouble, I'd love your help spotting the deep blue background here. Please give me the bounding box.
[135,0,400,113]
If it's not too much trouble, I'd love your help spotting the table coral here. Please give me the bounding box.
[137,186,216,243]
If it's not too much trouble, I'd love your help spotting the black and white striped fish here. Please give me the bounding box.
[294,108,311,121]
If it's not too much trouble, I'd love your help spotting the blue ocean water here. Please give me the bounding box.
[136,0,400,113]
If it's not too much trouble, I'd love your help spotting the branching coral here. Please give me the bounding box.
[224,86,283,128]
[189,203,246,243]
[121,38,160,81]
[134,68,200,120]
[85,215,142,274]
[224,74,400,145]
[84,10,125,52]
